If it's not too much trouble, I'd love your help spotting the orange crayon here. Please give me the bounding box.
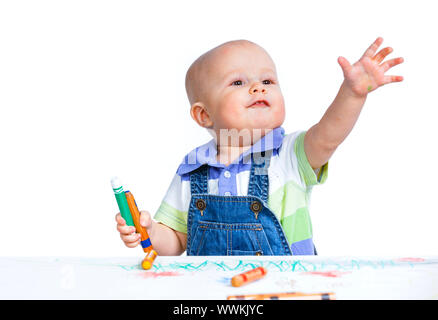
[125,191,153,253]
[227,292,336,300]
[125,191,158,270]
[231,267,267,287]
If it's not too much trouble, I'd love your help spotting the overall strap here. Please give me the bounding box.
[247,150,272,204]
[190,164,209,194]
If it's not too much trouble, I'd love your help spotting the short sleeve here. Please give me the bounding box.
[294,131,328,186]
[153,173,191,233]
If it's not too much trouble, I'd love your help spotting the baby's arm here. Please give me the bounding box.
[304,37,404,169]
[116,211,187,255]
[304,81,367,169]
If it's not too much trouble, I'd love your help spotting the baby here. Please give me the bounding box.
[116,38,403,255]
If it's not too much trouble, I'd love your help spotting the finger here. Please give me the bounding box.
[115,213,126,225]
[362,37,383,59]
[121,232,141,244]
[338,56,352,76]
[140,210,151,228]
[117,223,136,235]
[381,57,404,73]
[373,47,393,64]
[382,75,404,85]
[125,239,141,248]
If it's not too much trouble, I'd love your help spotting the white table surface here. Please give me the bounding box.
[1,255,437,300]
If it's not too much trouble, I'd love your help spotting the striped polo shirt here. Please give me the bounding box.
[154,127,328,251]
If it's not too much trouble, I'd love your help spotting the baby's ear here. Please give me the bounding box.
[190,103,213,129]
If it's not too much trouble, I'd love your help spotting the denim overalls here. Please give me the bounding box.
[186,151,293,256]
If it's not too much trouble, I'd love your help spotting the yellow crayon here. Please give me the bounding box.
[141,249,158,270]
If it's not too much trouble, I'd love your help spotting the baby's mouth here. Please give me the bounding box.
[248,100,270,108]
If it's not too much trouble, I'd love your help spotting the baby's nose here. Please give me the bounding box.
[249,83,267,94]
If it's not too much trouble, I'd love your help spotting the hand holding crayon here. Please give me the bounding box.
[111,177,158,270]
[115,214,141,248]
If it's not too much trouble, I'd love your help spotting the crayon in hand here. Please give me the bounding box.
[125,191,154,253]
[231,267,267,287]
[111,177,158,270]
[111,177,135,227]
[125,191,158,270]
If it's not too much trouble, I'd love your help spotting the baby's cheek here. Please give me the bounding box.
[217,104,243,127]
[271,96,286,120]
[274,104,286,123]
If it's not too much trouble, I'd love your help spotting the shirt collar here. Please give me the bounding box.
[176,127,285,176]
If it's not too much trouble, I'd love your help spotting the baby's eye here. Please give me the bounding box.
[231,80,243,86]
[262,79,274,85]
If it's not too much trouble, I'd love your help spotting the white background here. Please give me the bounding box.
[1,0,437,257]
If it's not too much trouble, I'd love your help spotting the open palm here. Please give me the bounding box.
[338,37,404,97]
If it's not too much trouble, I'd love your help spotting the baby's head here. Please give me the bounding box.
[185,40,285,146]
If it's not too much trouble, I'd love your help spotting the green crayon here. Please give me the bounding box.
[111,177,135,227]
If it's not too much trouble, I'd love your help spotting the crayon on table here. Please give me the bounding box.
[231,267,267,287]
[125,191,154,253]
[111,177,135,227]
[227,292,336,300]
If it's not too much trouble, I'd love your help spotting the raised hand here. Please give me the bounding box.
[337,37,404,97]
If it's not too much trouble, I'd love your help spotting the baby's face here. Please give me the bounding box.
[201,43,285,138]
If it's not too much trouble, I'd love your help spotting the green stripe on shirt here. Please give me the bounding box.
[154,201,188,234]
[294,131,328,186]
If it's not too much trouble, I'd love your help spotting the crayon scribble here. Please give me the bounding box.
[302,271,351,278]
[117,264,141,271]
[149,258,433,273]
[395,257,425,262]
[137,271,181,279]
[112,257,436,275]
